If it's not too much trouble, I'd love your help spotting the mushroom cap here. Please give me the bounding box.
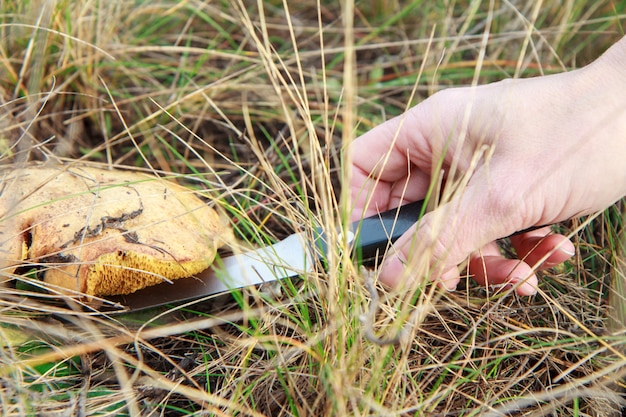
[1,165,231,296]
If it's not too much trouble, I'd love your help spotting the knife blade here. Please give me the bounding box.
[105,200,544,312]
[105,200,427,312]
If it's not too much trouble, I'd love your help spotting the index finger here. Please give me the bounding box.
[349,108,437,219]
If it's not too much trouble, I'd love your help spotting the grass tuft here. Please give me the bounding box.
[1,0,625,416]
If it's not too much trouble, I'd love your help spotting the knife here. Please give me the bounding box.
[105,200,542,312]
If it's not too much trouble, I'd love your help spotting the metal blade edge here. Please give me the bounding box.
[105,232,314,312]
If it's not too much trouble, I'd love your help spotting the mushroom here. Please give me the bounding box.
[0,165,231,296]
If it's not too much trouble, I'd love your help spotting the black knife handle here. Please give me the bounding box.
[353,200,426,262]
[315,200,546,265]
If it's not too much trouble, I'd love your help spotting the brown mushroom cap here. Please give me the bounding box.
[0,165,231,296]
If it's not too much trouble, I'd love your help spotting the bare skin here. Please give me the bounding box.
[350,37,626,295]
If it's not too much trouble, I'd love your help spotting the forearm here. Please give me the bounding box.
[590,35,626,79]
[604,35,626,60]
[588,36,626,197]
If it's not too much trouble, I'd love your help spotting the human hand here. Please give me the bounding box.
[350,38,626,295]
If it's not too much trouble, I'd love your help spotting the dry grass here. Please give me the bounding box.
[1,0,626,416]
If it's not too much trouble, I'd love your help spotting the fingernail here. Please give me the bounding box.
[519,284,537,296]
[558,242,576,257]
[439,271,460,292]
[379,255,405,287]
[511,278,537,296]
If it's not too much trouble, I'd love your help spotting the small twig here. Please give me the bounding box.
[360,268,410,346]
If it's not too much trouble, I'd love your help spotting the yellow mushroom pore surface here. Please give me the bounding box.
[87,247,215,296]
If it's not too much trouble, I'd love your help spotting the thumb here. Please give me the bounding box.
[378,181,522,289]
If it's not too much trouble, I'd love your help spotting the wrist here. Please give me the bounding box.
[587,36,626,84]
